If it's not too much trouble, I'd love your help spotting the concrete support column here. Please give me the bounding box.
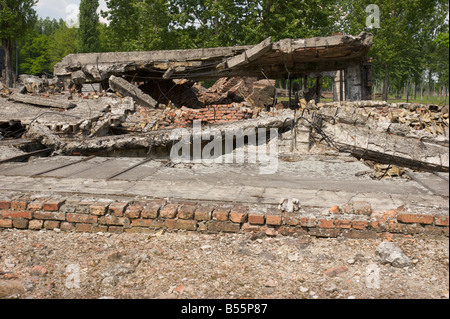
[345,63,363,101]
[333,70,345,102]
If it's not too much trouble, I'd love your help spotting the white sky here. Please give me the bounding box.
[34,0,109,25]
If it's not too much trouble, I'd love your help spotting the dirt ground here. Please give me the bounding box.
[0,228,448,300]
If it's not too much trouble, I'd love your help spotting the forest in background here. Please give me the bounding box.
[1,0,449,103]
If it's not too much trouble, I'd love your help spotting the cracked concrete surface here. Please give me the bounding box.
[0,153,448,214]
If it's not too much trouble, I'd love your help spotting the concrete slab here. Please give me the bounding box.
[0,155,448,214]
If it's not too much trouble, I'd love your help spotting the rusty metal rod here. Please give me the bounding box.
[432,171,449,182]
[403,170,441,197]
[0,148,53,165]
[106,158,153,180]
[30,155,97,177]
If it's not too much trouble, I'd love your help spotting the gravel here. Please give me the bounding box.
[0,228,448,299]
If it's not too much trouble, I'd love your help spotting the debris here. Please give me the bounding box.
[9,93,77,110]
[24,123,62,149]
[376,241,413,268]
[109,75,157,109]
[71,70,87,93]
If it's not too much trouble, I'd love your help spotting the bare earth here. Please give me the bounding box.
[0,228,448,300]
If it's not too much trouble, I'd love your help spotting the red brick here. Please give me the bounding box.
[166,219,197,231]
[230,206,248,223]
[27,200,44,211]
[335,219,352,229]
[108,226,124,233]
[266,214,282,226]
[424,225,446,236]
[434,216,449,227]
[67,213,98,224]
[300,216,317,228]
[352,220,369,230]
[99,215,130,227]
[283,214,300,226]
[178,204,197,220]
[42,199,66,211]
[212,207,229,221]
[160,204,178,219]
[0,219,12,228]
[397,213,434,225]
[13,219,29,229]
[241,223,267,233]
[125,203,144,219]
[29,220,44,230]
[318,219,334,229]
[141,200,165,219]
[248,214,265,225]
[90,202,110,216]
[44,220,60,230]
[1,210,32,219]
[11,199,28,210]
[33,211,66,221]
[75,223,92,233]
[60,222,75,232]
[108,202,129,217]
[207,221,241,233]
[0,200,11,210]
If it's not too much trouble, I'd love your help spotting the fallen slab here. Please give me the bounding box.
[8,93,77,110]
[109,75,157,108]
[58,114,293,155]
[318,120,449,173]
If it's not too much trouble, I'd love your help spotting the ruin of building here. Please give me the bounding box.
[53,32,374,105]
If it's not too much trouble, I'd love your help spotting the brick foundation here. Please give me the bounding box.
[0,194,448,238]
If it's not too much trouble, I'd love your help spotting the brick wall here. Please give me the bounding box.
[158,103,258,129]
[0,194,448,238]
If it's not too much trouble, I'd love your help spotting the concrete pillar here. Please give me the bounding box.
[333,70,345,102]
[345,63,363,101]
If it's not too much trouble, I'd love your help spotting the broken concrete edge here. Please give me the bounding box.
[0,193,448,238]
[109,75,157,109]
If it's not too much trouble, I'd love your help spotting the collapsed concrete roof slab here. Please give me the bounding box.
[54,32,373,83]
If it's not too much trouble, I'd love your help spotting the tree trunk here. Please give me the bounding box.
[444,85,447,106]
[2,38,14,88]
[382,64,390,102]
[406,81,410,103]
[214,0,219,36]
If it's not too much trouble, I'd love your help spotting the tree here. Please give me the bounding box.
[78,0,100,53]
[338,0,448,101]
[48,22,78,70]
[0,0,37,87]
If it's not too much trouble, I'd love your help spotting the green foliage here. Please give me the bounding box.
[78,0,100,53]
[48,23,78,70]
[436,32,449,48]
[0,0,37,40]
[18,18,78,75]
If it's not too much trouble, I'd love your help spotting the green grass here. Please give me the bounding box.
[373,95,449,106]
[278,95,449,106]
